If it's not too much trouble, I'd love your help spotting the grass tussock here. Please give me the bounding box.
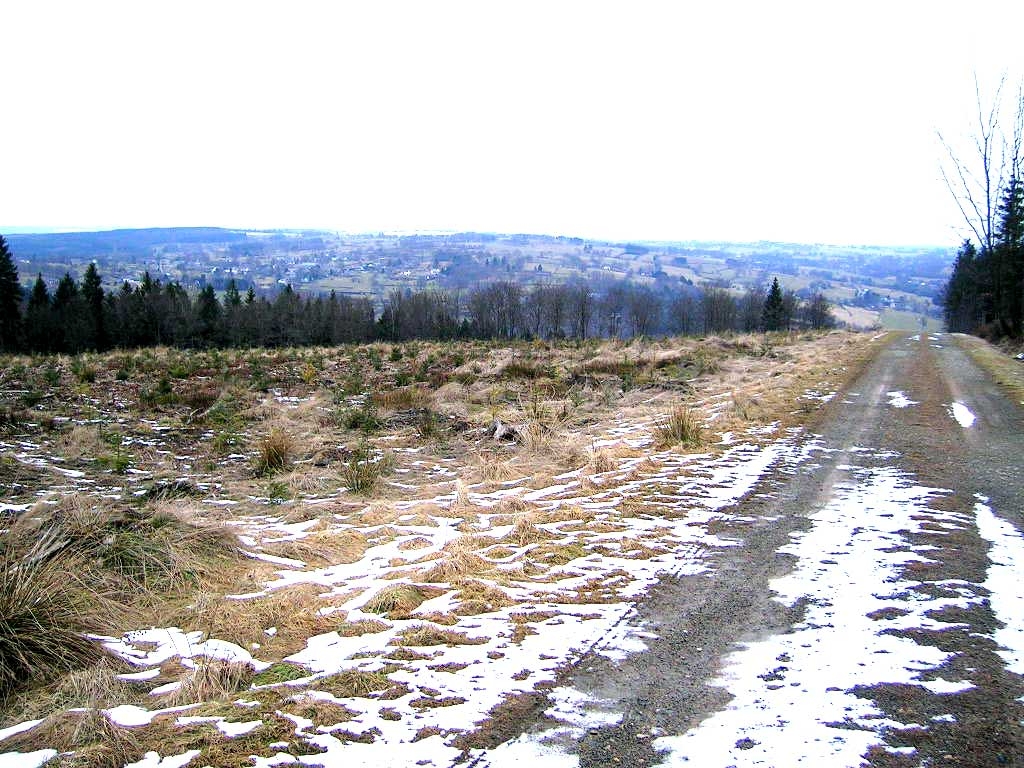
[363,583,439,618]
[183,583,331,654]
[336,618,392,637]
[6,498,239,596]
[392,624,488,647]
[655,405,704,448]
[0,556,109,699]
[0,657,142,727]
[314,669,393,698]
[373,385,432,411]
[471,453,518,483]
[3,707,141,767]
[261,530,368,566]
[341,442,390,495]
[61,424,105,460]
[506,517,554,546]
[587,448,617,474]
[454,580,515,615]
[161,659,255,706]
[420,539,492,583]
[282,695,358,729]
[254,427,295,476]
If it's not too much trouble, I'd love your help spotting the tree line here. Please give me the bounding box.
[941,80,1024,338]
[943,180,1024,336]
[0,235,833,354]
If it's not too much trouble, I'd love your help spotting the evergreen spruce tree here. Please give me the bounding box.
[81,262,107,350]
[26,273,52,352]
[0,235,23,351]
[994,175,1023,335]
[53,272,84,352]
[761,277,786,331]
[224,278,242,307]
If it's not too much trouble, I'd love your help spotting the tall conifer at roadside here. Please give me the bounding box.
[0,235,23,351]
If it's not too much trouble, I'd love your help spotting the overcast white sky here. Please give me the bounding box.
[1,1,1021,246]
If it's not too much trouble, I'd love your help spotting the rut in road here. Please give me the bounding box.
[470,333,1024,768]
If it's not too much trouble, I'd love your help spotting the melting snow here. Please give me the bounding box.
[124,750,203,768]
[651,464,959,765]
[886,390,918,408]
[947,402,976,428]
[0,750,58,768]
[974,499,1024,675]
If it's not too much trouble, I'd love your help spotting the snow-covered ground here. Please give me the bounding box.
[482,456,1024,767]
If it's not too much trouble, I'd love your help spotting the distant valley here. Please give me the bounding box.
[6,227,952,330]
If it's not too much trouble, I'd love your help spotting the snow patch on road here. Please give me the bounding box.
[887,390,918,408]
[974,499,1024,675]
[652,465,960,767]
[947,402,976,428]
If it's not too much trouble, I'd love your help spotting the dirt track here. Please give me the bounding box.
[473,333,1024,767]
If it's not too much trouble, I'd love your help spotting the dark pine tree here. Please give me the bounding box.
[0,235,23,351]
[25,273,53,352]
[994,174,1023,336]
[761,277,786,331]
[81,262,108,350]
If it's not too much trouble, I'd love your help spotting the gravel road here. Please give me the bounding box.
[470,332,1024,767]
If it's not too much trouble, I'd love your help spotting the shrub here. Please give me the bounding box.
[254,428,294,476]
[70,357,97,383]
[339,404,381,432]
[341,442,388,495]
[415,409,442,440]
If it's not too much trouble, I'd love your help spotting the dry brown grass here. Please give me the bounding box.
[363,583,442,618]
[453,580,516,615]
[261,529,367,566]
[398,536,433,551]
[373,385,432,411]
[61,424,105,461]
[505,517,554,546]
[181,583,332,656]
[3,707,141,767]
[0,657,141,728]
[313,669,393,698]
[956,333,1024,404]
[654,405,704,448]
[421,549,491,584]
[359,501,401,526]
[471,452,518,483]
[393,624,488,647]
[587,448,617,474]
[336,618,392,637]
[281,694,358,729]
[534,504,592,524]
[254,427,295,476]
[161,659,255,706]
